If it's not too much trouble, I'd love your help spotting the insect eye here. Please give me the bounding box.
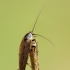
[31,41,36,47]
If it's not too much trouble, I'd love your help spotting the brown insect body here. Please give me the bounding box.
[19,32,32,70]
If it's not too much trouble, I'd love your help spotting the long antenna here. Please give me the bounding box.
[32,2,47,33]
[33,34,54,46]
[31,1,54,46]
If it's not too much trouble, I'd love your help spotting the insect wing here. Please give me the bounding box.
[19,38,31,70]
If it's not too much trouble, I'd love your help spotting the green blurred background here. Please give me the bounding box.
[0,0,70,70]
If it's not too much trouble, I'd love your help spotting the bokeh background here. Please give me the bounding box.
[0,0,70,70]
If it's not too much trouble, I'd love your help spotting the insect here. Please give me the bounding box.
[18,2,54,70]
[30,39,39,70]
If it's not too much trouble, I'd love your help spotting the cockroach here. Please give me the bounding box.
[18,2,54,70]
[30,39,39,70]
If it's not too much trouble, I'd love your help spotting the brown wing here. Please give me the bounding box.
[19,38,31,70]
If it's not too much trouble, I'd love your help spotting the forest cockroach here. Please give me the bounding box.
[18,2,54,70]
